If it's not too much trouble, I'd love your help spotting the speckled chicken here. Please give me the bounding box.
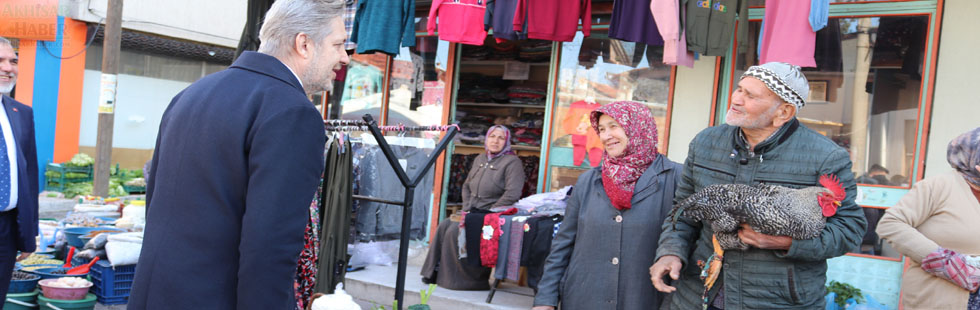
[669,175,846,250]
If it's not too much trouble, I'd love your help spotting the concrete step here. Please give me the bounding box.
[345,264,535,310]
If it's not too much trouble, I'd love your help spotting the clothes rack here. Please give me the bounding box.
[327,114,457,310]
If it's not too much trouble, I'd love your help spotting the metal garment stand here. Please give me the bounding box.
[350,114,457,310]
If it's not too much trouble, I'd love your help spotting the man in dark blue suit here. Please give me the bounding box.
[128,0,350,308]
[0,36,41,302]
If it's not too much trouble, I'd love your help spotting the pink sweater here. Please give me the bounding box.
[759,0,816,67]
[650,0,694,67]
[427,0,488,45]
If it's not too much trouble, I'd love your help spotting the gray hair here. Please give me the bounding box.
[0,36,11,48]
[257,0,345,58]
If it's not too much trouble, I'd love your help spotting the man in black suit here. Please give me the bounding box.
[128,0,350,308]
[0,36,40,302]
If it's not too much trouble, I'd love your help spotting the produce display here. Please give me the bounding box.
[21,265,64,272]
[63,213,112,227]
[45,277,91,288]
[84,229,122,238]
[65,154,95,168]
[19,254,62,266]
[125,178,146,187]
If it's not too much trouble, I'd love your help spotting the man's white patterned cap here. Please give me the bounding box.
[740,62,809,108]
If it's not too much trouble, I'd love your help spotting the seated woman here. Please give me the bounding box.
[532,101,681,310]
[420,125,526,290]
[877,127,980,310]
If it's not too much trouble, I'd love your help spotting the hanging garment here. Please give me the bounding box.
[562,101,603,167]
[428,0,489,45]
[609,0,665,47]
[351,0,416,55]
[353,143,435,241]
[294,180,323,310]
[520,214,563,290]
[465,211,490,267]
[651,0,695,67]
[493,216,528,282]
[758,0,817,67]
[685,0,748,56]
[314,138,354,295]
[809,0,830,32]
[486,0,527,42]
[480,208,518,267]
[513,0,591,42]
[343,0,359,51]
[813,18,843,73]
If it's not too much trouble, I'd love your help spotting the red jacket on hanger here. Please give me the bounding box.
[428,0,489,45]
[513,0,591,42]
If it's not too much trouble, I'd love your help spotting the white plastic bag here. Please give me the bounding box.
[347,241,398,268]
[105,232,143,266]
[309,283,360,310]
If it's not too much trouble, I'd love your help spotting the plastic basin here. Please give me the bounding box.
[77,236,93,247]
[8,271,41,294]
[37,293,96,310]
[62,227,124,248]
[34,247,57,256]
[28,267,85,280]
[3,290,39,310]
[38,279,93,301]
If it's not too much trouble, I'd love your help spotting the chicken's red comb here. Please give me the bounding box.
[819,174,846,200]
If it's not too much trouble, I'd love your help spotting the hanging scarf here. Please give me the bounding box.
[486,125,516,161]
[589,101,659,210]
[947,127,980,189]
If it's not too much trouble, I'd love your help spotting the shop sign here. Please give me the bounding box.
[0,0,60,41]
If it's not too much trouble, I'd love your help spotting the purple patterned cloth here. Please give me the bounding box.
[947,127,980,189]
[505,217,526,281]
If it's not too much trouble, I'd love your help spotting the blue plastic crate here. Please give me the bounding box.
[86,260,135,300]
[97,295,129,305]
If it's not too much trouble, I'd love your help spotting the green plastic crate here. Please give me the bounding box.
[44,163,93,192]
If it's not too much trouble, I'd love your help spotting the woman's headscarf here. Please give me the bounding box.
[947,127,980,189]
[589,101,659,210]
[485,125,516,160]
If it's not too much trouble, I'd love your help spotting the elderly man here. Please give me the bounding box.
[0,36,40,304]
[128,0,349,309]
[650,62,866,309]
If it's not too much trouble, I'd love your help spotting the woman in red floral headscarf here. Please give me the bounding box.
[532,101,683,310]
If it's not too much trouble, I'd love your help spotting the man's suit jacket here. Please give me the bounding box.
[1,95,39,253]
[128,52,326,310]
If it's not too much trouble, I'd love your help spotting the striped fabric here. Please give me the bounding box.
[344,0,358,50]
[921,247,980,292]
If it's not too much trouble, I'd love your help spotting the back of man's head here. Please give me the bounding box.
[257,0,344,59]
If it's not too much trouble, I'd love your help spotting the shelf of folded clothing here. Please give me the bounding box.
[454,143,541,152]
[456,102,546,109]
[459,60,551,66]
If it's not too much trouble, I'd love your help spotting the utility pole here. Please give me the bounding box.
[93,0,123,197]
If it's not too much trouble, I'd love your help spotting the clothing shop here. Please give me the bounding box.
[302,0,972,308]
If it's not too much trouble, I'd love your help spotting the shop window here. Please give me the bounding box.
[733,16,928,188]
[547,31,672,191]
[338,53,387,122]
[386,36,450,135]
